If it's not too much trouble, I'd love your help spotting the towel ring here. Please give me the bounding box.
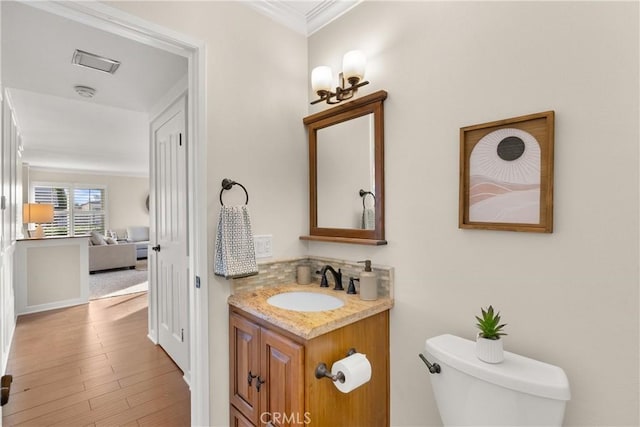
[359,189,375,209]
[220,178,249,206]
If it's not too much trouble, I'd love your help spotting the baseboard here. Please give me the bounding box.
[147,333,158,345]
[2,316,15,375]
[16,297,89,316]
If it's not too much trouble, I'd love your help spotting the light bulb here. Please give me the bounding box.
[342,50,366,83]
[311,66,333,93]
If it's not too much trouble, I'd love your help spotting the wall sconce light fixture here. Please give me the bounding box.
[311,50,369,105]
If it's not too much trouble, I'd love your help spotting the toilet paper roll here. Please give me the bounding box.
[330,353,372,393]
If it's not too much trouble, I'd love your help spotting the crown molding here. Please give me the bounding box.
[26,164,149,178]
[306,0,361,35]
[245,0,361,36]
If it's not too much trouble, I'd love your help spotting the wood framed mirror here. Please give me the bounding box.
[301,90,387,245]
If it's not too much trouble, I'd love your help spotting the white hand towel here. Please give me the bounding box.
[215,205,258,279]
[362,208,375,230]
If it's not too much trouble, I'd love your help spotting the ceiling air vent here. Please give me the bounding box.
[72,49,120,74]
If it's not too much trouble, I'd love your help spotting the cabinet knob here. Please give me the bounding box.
[256,376,265,392]
[247,371,257,386]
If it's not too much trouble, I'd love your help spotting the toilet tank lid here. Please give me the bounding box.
[425,334,571,401]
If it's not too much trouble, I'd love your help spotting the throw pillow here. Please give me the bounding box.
[126,226,149,242]
[105,237,118,245]
[90,230,107,246]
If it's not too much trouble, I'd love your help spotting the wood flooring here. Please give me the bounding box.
[2,292,190,426]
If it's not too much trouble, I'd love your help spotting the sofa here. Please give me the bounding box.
[89,242,137,273]
[126,226,149,259]
[88,230,137,272]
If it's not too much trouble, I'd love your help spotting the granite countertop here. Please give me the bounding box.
[228,283,394,340]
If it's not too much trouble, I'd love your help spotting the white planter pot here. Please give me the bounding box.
[476,335,504,363]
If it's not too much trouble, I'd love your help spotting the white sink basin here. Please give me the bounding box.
[267,291,344,312]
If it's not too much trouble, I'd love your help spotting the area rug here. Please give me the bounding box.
[89,259,148,300]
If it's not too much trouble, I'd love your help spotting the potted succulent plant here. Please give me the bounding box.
[475,305,507,363]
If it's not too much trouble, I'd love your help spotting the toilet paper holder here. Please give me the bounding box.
[315,348,357,383]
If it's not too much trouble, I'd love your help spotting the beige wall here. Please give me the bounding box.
[109,2,308,425]
[26,245,80,306]
[308,2,639,426]
[109,1,638,426]
[15,237,89,315]
[26,168,149,237]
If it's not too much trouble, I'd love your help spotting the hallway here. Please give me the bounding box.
[2,293,190,426]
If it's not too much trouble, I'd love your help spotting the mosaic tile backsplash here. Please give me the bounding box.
[232,256,394,298]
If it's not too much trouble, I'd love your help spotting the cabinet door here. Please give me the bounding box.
[230,313,261,424]
[259,328,304,427]
[230,405,255,427]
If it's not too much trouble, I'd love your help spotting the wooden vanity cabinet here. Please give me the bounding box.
[230,308,390,427]
[230,312,304,427]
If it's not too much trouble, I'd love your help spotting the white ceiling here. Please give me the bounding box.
[8,88,149,175]
[1,1,356,176]
[1,1,188,176]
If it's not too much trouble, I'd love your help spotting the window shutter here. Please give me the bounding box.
[31,184,107,237]
[73,187,106,236]
[33,186,70,237]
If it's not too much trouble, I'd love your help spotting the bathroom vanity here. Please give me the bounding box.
[228,284,392,426]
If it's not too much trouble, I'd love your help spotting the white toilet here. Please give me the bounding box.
[425,334,571,426]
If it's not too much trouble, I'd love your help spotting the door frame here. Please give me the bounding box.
[22,1,209,424]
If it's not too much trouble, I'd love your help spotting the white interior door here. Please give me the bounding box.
[152,95,189,374]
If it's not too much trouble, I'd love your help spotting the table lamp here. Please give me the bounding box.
[23,203,54,239]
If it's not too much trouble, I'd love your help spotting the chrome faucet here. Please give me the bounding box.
[316,265,343,291]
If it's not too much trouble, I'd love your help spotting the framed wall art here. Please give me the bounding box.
[459,111,554,233]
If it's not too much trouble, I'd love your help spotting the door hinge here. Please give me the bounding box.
[179,133,182,146]
[195,275,201,289]
[181,328,184,342]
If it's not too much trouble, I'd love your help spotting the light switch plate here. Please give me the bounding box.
[254,235,273,259]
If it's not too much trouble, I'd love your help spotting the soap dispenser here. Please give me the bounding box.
[358,260,378,301]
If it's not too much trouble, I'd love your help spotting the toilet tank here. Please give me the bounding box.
[425,334,570,426]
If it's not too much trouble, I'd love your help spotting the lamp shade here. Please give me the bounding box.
[342,50,366,81]
[311,66,333,93]
[23,203,54,224]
